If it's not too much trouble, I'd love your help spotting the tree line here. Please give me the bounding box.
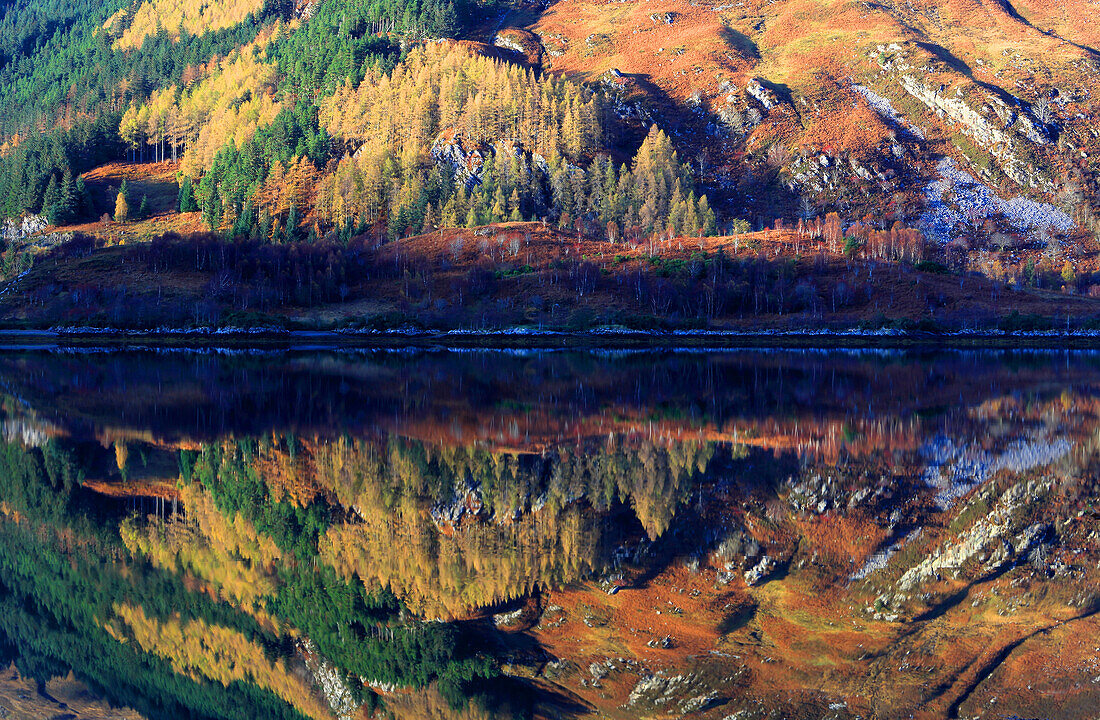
[0,115,120,220]
[190,44,718,243]
[0,0,492,219]
[0,433,504,717]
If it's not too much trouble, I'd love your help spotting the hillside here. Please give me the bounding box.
[0,667,147,720]
[3,222,1100,333]
[1,0,1099,330]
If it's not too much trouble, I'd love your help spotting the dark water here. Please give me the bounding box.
[0,348,1097,720]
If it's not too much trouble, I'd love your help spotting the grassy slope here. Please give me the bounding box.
[524,402,1100,719]
[0,666,147,720]
[529,0,1100,232]
[73,162,208,243]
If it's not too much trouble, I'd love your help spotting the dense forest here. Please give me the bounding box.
[315,46,717,241]
[0,435,502,718]
[0,423,731,716]
[163,434,719,615]
[0,0,716,246]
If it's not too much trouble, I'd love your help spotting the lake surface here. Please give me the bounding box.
[0,348,1097,720]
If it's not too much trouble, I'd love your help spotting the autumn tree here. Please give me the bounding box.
[114,180,132,222]
[1061,260,1076,289]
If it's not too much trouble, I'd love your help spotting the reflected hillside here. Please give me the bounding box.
[0,349,1099,719]
[3,348,1098,447]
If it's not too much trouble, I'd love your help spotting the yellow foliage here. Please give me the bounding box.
[181,482,282,566]
[319,505,603,618]
[119,30,283,176]
[119,483,281,612]
[114,440,129,472]
[1061,261,1076,286]
[253,158,322,227]
[114,192,129,222]
[105,0,267,50]
[306,435,715,616]
[107,603,333,720]
[312,437,606,617]
[316,43,605,227]
[383,686,502,720]
[132,434,713,619]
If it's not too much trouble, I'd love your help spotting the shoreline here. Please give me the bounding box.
[3,327,1100,350]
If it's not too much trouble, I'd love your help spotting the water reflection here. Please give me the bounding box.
[0,349,1097,719]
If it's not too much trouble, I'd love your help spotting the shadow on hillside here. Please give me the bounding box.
[753,77,794,107]
[607,69,800,223]
[914,40,1060,141]
[719,26,760,60]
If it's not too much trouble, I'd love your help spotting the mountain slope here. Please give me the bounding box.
[1,0,1099,329]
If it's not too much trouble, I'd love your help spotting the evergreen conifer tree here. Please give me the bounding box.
[56,168,77,225]
[178,176,197,212]
[75,177,93,219]
[287,205,301,242]
[41,174,60,223]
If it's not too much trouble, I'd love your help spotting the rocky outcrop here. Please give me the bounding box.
[493,607,525,627]
[428,474,484,527]
[493,33,526,55]
[743,555,776,586]
[897,74,1038,187]
[299,639,360,720]
[533,31,567,58]
[1,214,46,242]
[894,477,1053,595]
[625,671,732,714]
[430,131,536,193]
[430,130,488,191]
[898,75,1014,150]
[707,81,760,140]
[493,28,542,65]
[874,43,1056,189]
[745,78,777,111]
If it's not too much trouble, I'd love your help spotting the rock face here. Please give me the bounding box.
[1,214,46,242]
[533,30,567,57]
[428,473,483,527]
[430,130,487,191]
[627,672,715,712]
[493,28,542,65]
[493,607,525,627]
[745,79,778,111]
[299,639,360,720]
[494,32,527,55]
[874,44,1056,190]
[852,82,925,140]
[894,477,1052,596]
[743,555,775,586]
[899,75,1015,150]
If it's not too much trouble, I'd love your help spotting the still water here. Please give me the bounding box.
[0,348,1097,720]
